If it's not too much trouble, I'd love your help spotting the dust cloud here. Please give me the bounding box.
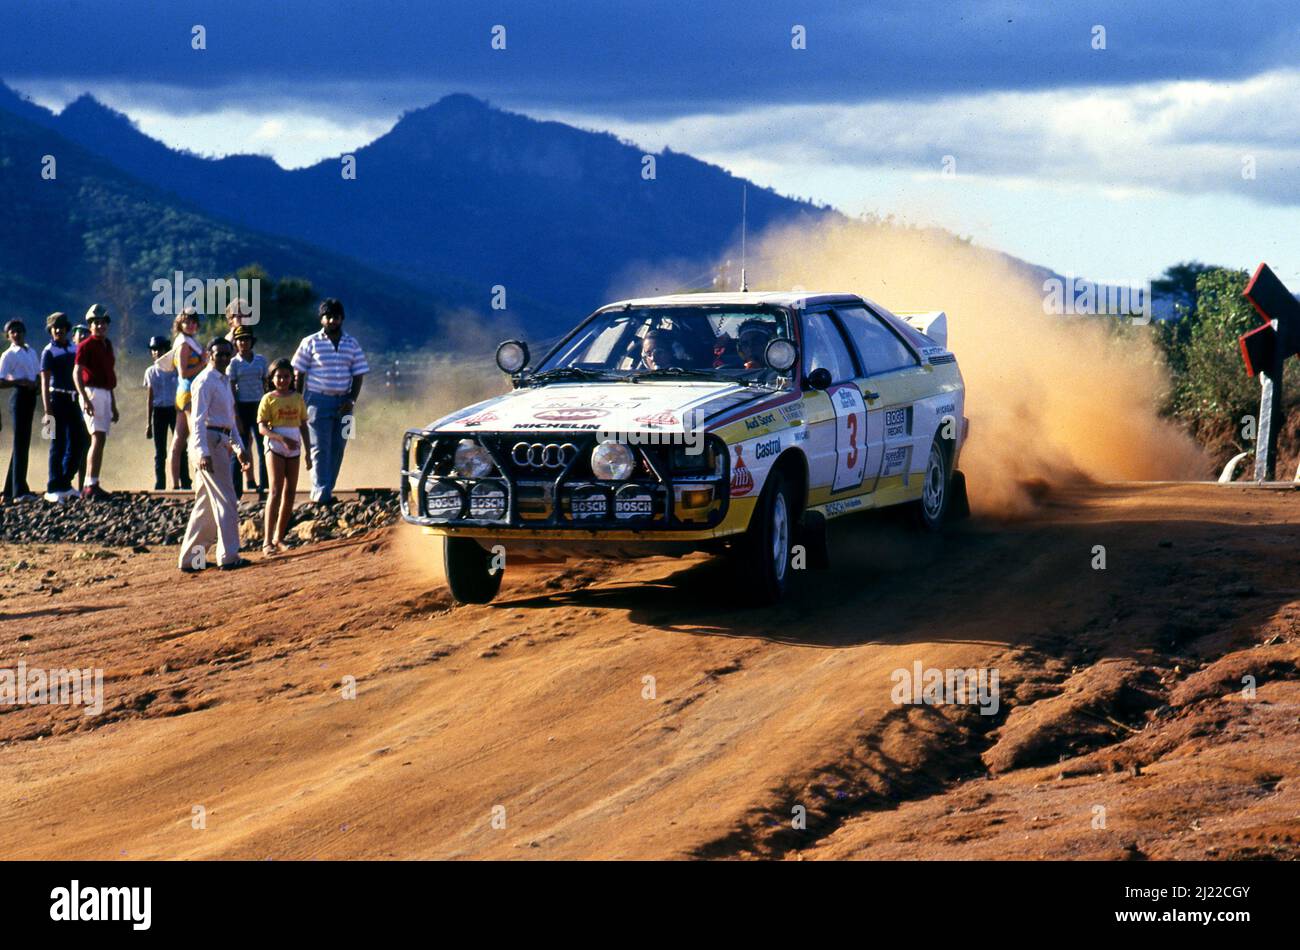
[2,233,1209,514]
[734,217,1210,515]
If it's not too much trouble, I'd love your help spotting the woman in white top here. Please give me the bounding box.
[167,309,205,489]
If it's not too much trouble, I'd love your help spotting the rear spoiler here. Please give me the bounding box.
[895,310,948,349]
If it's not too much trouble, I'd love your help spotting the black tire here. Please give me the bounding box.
[738,469,795,603]
[444,537,504,604]
[911,438,952,531]
[799,512,831,570]
[949,469,970,521]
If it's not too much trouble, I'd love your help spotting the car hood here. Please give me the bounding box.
[428,381,775,435]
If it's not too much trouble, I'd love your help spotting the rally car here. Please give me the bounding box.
[400,292,968,604]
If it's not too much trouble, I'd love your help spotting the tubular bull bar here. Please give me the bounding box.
[400,428,730,531]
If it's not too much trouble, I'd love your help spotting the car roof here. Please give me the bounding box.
[599,291,865,310]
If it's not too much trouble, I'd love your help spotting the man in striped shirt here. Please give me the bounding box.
[291,298,368,505]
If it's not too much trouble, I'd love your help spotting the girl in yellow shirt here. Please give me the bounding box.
[257,358,312,554]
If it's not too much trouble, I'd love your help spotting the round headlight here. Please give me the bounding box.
[495,340,530,374]
[424,479,464,519]
[453,439,494,478]
[764,338,798,372]
[591,440,636,480]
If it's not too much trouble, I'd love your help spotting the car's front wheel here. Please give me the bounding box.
[444,537,504,604]
[738,469,795,603]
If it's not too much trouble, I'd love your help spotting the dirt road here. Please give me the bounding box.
[1,483,1297,859]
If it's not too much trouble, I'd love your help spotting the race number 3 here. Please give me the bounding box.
[830,384,867,492]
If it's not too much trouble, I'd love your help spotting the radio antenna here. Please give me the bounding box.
[740,184,748,292]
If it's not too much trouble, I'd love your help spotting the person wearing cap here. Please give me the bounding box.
[228,325,268,497]
[143,335,184,491]
[0,319,41,503]
[38,313,83,501]
[72,303,118,500]
[178,337,252,572]
[291,297,367,505]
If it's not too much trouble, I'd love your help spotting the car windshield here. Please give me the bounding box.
[534,305,794,386]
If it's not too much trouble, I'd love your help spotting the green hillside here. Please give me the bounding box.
[0,105,476,350]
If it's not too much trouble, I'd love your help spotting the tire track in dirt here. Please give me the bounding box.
[0,484,1297,858]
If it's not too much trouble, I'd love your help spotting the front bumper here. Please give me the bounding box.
[399,429,731,534]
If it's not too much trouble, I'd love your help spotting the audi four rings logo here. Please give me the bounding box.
[512,442,579,468]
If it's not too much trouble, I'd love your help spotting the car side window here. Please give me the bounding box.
[801,310,857,383]
[834,306,918,376]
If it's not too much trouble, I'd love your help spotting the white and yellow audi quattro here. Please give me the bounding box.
[401,292,968,603]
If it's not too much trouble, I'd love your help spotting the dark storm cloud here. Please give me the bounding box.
[2,0,1296,118]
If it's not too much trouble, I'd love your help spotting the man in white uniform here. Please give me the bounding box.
[179,337,253,572]
[0,319,41,502]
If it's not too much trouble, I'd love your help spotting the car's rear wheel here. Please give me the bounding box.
[912,438,952,531]
[444,537,504,604]
[738,469,795,603]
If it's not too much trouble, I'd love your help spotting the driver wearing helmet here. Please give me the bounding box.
[735,320,774,369]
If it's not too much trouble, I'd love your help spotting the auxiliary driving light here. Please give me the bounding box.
[468,482,508,520]
[614,484,655,521]
[591,440,635,480]
[453,439,494,478]
[424,479,464,519]
[679,487,713,509]
[568,485,609,521]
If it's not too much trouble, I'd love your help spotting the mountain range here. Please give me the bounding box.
[0,81,833,346]
[1,80,1158,354]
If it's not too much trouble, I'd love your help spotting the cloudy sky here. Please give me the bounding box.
[4,0,1300,284]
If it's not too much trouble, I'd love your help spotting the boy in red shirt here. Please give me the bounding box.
[72,303,118,500]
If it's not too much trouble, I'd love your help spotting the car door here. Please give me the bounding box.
[800,309,876,497]
[831,305,927,494]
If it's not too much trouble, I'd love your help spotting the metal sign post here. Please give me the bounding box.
[1239,263,1300,481]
